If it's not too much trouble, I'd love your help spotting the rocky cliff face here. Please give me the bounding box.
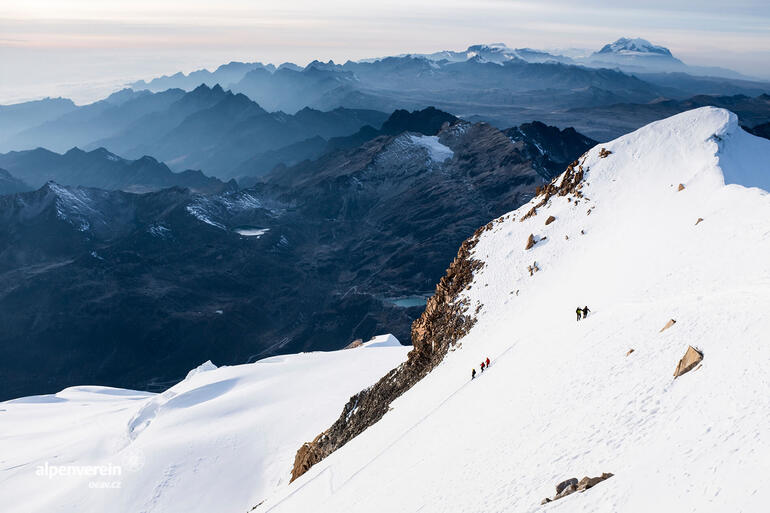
[287,149,595,482]
[290,222,492,482]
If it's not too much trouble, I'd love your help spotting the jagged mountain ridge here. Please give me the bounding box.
[1,85,389,179]
[0,146,230,194]
[262,107,770,512]
[130,61,276,91]
[0,111,595,400]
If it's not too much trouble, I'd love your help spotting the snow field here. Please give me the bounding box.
[261,108,770,513]
[0,341,409,513]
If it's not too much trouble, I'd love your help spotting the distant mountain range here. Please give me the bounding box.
[0,107,595,399]
[0,146,231,194]
[0,97,77,143]
[557,94,770,141]
[109,38,770,141]
[1,37,768,182]
[0,85,388,179]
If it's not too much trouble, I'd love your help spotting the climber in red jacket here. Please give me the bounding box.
[485,357,490,368]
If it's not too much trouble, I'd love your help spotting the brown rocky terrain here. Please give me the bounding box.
[290,222,491,482]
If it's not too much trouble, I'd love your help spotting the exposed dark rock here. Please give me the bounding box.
[542,473,613,505]
[522,157,588,223]
[380,106,458,136]
[695,217,704,225]
[678,183,686,191]
[556,477,578,495]
[599,147,612,158]
[545,215,556,225]
[289,225,487,483]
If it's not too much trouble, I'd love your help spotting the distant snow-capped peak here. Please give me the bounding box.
[596,37,673,57]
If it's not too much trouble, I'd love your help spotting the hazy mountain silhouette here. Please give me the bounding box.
[0,147,231,193]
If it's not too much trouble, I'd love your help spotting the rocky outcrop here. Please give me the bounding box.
[541,473,613,504]
[577,473,614,490]
[289,224,487,483]
[660,318,677,332]
[522,158,587,222]
[678,183,686,191]
[598,147,612,158]
[525,233,536,250]
[555,477,578,495]
[545,215,556,225]
[674,346,703,378]
[695,217,704,225]
[344,339,364,349]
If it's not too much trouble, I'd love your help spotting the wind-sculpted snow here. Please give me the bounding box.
[0,342,409,513]
[260,108,770,513]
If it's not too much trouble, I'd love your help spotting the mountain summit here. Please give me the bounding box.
[596,37,674,57]
[263,107,770,512]
[589,37,685,71]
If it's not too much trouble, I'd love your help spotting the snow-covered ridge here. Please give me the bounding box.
[260,107,770,513]
[595,37,673,56]
[0,342,409,513]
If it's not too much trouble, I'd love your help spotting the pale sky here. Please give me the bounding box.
[1,0,769,104]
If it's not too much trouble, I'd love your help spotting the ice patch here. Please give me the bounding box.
[234,227,269,238]
[408,134,454,162]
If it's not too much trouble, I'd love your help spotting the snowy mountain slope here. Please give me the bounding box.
[259,107,770,513]
[0,341,409,513]
[595,37,675,57]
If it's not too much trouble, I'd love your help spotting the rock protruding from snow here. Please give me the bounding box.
[289,224,488,484]
[525,233,536,250]
[660,318,677,332]
[674,346,703,378]
[542,473,613,504]
[555,477,578,495]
